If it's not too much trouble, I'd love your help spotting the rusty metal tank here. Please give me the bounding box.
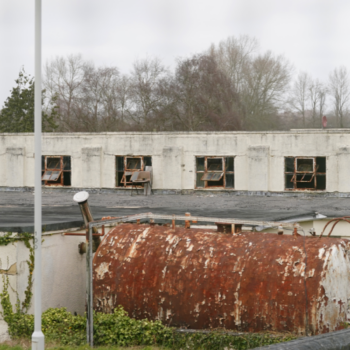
[93,223,350,335]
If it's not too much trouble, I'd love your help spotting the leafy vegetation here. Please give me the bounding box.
[1,344,160,350]
[0,306,296,349]
[0,69,58,132]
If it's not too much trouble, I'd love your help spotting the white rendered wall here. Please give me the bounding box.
[6,147,25,187]
[0,130,349,193]
[0,233,86,321]
[247,145,270,191]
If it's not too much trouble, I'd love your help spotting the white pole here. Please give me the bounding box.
[32,0,45,349]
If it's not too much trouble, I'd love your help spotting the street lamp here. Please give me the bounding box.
[32,0,45,349]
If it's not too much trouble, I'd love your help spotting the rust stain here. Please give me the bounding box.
[93,224,350,335]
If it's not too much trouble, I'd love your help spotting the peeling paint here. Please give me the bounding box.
[95,262,109,280]
[0,263,16,275]
[93,223,350,335]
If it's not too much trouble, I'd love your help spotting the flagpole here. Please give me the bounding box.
[32,0,45,349]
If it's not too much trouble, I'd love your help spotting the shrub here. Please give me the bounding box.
[2,306,296,349]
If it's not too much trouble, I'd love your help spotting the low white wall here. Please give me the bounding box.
[0,130,349,193]
[0,233,86,320]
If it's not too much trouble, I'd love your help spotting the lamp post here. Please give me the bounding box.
[32,0,45,349]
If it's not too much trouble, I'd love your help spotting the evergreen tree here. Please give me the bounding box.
[0,69,58,132]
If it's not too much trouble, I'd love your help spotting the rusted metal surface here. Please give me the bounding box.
[319,217,350,238]
[88,212,297,229]
[64,225,105,236]
[93,223,350,335]
[76,199,99,235]
[185,213,191,229]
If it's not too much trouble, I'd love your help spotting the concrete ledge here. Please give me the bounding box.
[254,328,350,349]
[1,187,350,198]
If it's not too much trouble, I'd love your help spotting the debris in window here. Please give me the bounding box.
[116,156,152,187]
[201,172,224,181]
[285,157,326,191]
[41,156,71,186]
[196,157,234,189]
[126,158,141,170]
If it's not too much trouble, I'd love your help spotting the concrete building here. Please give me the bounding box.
[2,129,350,339]
[1,129,350,195]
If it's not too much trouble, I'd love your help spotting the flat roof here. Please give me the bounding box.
[0,190,349,233]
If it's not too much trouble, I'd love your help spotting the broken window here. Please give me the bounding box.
[115,156,152,187]
[285,157,326,191]
[41,156,71,186]
[196,157,234,189]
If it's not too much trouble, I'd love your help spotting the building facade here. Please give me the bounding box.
[1,129,349,194]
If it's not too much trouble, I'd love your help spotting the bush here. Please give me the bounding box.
[3,306,296,349]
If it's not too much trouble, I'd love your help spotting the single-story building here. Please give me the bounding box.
[1,129,350,195]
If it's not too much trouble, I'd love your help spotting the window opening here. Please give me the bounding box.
[196,156,234,189]
[41,156,71,186]
[126,157,141,170]
[116,156,152,187]
[285,157,326,191]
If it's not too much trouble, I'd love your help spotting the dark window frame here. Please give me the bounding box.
[284,156,326,191]
[195,156,235,189]
[41,155,71,186]
[115,156,152,188]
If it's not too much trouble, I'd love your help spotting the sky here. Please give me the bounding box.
[0,0,349,107]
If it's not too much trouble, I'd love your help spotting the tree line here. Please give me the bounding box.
[1,35,350,132]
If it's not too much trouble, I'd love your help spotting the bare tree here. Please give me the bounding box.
[209,35,258,93]
[45,55,130,132]
[308,79,327,127]
[114,75,131,125]
[169,54,242,131]
[77,64,120,131]
[317,84,327,126]
[329,66,350,128]
[289,72,311,127]
[210,36,292,130]
[44,54,86,131]
[242,51,292,129]
[128,58,169,130]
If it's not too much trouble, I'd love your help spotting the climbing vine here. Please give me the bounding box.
[0,232,35,334]
[22,237,34,313]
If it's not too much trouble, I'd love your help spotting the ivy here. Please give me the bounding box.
[22,237,34,313]
[0,233,16,247]
[0,232,35,334]
[0,232,33,247]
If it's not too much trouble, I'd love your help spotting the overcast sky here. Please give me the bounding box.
[0,0,349,107]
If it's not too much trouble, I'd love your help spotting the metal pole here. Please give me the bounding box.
[86,232,89,345]
[88,224,93,346]
[32,0,45,349]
